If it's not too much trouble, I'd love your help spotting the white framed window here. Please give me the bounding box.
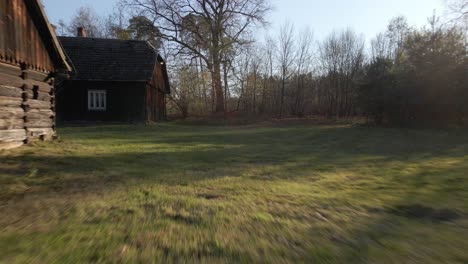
[88,90,107,111]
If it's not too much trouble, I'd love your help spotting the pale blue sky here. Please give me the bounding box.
[42,0,444,41]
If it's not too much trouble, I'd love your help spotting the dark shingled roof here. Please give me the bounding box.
[58,37,157,81]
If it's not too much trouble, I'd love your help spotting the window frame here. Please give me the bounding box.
[87,90,107,111]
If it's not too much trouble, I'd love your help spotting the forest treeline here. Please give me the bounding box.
[56,0,467,126]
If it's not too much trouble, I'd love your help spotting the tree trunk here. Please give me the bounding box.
[279,76,285,118]
[260,78,267,114]
[237,80,245,111]
[211,33,225,114]
[212,62,224,114]
[252,70,257,114]
[223,60,229,113]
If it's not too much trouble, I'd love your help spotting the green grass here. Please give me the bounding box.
[1,122,468,263]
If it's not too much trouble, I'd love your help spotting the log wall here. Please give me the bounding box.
[0,62,55,150]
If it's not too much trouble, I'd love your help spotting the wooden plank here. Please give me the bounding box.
[0,62,22,77]
[28,80,53,93]
[22,70,50,82]
[0,129,26,142]
[0,85,24,98]
[24,90,52,101]
[26,108,54,117]
[19,0,26,68]
[0,141,24,150]
[0,0,5,60]
[34,81,53,93]
[23,99,51,110]
[0,96,22,107]
[40,93,52,102]
[0,0,56,73]
[25,118,54,128]
[0,106,24,119]
[13,0,19,63]
[25,111,54,121]
[26,128,55,141]
[6,0,14,64]
[0,72,24,88]
[0,118,23,129]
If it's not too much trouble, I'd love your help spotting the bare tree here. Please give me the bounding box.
[291,27,314,116]
[249,45,262,114]
[58,5,132,39]
[232,48,251,111]
[386,16,410,61]
[371,33,392,60]
[277,21,296,118]
[260,36,276,114]
[56,19,68,36]
[122,0,271,114]
[319,29,365,117]
[169,65,201,118]
[444,0,468,26]
[67,6,104,37]
[101,6,133,40]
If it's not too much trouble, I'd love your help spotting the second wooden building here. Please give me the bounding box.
[57,31,170,123]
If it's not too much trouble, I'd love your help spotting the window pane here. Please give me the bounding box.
[89,91,106,110]
[100,93,104,108]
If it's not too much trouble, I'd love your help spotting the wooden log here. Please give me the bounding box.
[0,106,25,119]
[29,80,53,93]
[25,113,54,122]
[0,85,24,98]
[37,92,52,102]
[25,118,54,129]
[0,129,26,142]
[22,70,51,82]
[23,81,53,94]
[24,90,52,101]
[0,118,24,130]
[0,62,22,77]
[0,141,24,150]
[23,99,52,110]
[0,72,24,88]
[0,96,22,107]
[26,128,55,141]
[26,109,54,118]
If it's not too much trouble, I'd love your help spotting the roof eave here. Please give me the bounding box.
[27,0,72,72]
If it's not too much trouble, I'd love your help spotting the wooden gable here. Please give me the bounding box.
[0,0,70,73]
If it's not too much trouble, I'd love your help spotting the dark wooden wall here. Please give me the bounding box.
[56,81,147,122]
[58,63,169,123]
[145,83,166,122]
[146,63,168,122]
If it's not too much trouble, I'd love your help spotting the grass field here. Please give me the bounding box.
[1,121,468,263]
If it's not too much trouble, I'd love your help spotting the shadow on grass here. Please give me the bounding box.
[338,176,468,263]
[1,125,467,200]
[1,124,468,262]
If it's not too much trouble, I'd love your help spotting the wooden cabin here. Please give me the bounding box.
[0,0,71,150]
[57,33,170,123]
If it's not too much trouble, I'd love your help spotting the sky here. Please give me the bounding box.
[42,0,445,42]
